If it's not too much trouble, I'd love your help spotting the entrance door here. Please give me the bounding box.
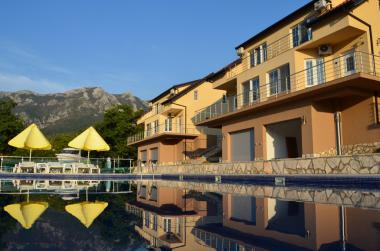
[230,129,255,161]
[285,137,299,158]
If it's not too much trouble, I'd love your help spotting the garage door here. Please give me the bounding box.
[150,148,158,163]
[141,150,147,162]
[230,129,254,161]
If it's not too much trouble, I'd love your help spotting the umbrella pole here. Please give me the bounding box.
[87,151,90,164]
[29,149,32,162]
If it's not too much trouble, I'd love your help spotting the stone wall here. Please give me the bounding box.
[319,142,380,156]
[136,180,380,210]
[134,153,380,175]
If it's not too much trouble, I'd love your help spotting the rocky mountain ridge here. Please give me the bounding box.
[0,87,147,134]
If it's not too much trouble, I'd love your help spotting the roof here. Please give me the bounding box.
[149,79,200,103]
[236,0,365,50]
[206,58,242,82]
[306,0,365,26]
[161,73,215,105]
[235,0,319,49]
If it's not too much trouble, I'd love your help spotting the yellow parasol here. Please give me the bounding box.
[8,123,51,161]
[4,202,48,229]
[68,126,110,162]
[65,201,108,228]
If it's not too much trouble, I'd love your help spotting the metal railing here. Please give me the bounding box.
[217,33,294,82]
[127,122,200,144]
[0,156,133,173]
[194,51,380,124]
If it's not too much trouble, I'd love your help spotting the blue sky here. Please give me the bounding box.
[0,0,310,100]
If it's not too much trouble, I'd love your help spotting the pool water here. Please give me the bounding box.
[0,179,379,251]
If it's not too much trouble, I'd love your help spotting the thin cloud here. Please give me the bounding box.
[0,72,67,93]
[0,42,72,75]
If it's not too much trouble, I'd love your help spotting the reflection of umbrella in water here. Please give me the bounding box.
[4,201,48,229]
[65,201,108,228]
[8,123,51,161]
[68,126,110,163]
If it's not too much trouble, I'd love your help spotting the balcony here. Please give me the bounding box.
[127,123,200,145]
[137,105,164,124]
[213,33,294,90]
[194,51,380,125]
[161,103,184,116]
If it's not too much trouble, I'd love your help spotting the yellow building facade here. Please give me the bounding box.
[194,0,380,161]
[128,78,224,166]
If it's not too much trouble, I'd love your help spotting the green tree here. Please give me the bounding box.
[95,104,144,159]
[0,99,25,155]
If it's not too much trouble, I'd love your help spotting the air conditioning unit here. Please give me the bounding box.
[314,0,331,11]
[236,47,244,56]
[318,44,332,55]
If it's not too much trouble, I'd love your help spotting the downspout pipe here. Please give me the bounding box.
[172,102,188,160]
[335,112,342,155]
[347,13,376,76]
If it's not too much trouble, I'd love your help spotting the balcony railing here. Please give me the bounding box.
[218,33,294,83]
[194,51,380,124]
[127,123,200,144]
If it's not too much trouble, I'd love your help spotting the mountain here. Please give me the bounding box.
[0,87,147,135]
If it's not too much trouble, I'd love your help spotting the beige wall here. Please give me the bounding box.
[345,207,380,251]
[341,96,380,145]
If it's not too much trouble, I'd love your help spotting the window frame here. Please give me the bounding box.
[250,42,267,67]
[194,90,198,100]
[292,23,312,47]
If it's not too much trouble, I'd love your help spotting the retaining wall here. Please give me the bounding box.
[134,154,380,175]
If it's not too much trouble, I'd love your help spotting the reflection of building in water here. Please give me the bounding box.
[12,179,100,192]
[192,195,380,251]
[342,207,380,251]
[126,184,221,250]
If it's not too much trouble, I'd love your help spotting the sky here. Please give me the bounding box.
[0,0,310,100]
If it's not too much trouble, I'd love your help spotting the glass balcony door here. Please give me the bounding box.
[269,64,290,96]
[165,117,172,132]
[344,51,356,76]
[305,58,325,86]
[243,77,260,105]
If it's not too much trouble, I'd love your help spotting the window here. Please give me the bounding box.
[150,148,158,165]
[153,103,160,114]
[163,218,172,232]
[153,215,158,231]
[141,151,147,166]
[344,51,356,76]
[250,43,267,67]
[305,58,325,86]
[242,77,260,105]
[165,117,172,132]
[146,123,151,137]
[144,211,150,228]
[268,64,290,95]
[292,23,312,47]
[139,185,147,197]
[194,90,198,100]
[153,120,159,134]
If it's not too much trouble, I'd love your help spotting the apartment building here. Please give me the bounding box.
[194,194,380,250]
[127,78,224,166]
[194,0,380,161]
[125,184,220,250]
